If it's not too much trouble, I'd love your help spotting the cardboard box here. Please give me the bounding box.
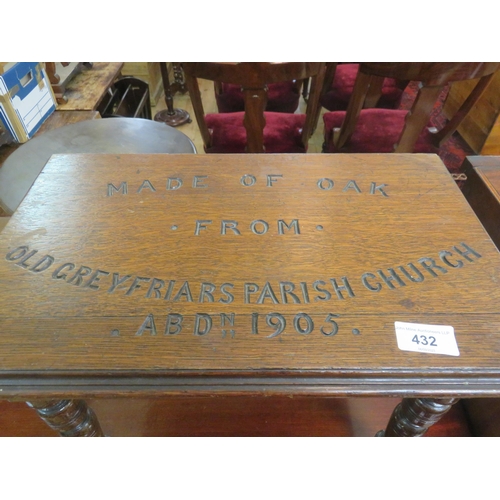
[0,62,56,143]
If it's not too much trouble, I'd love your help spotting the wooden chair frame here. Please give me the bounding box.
[183,62,326,153]
[332,62,500,153]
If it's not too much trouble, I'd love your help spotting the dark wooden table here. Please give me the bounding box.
[0,118,196,215]
[1,153,500,437]
[0,110,100,160]
[0,111,101,217]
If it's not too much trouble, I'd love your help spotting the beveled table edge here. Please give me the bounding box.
[2,369,500,399]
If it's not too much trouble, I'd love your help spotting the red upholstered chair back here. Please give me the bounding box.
[183,62,326,153]
[319,63,408,111]
[214,80,302,113]
[325,62,500,154]
[311,62,408,134]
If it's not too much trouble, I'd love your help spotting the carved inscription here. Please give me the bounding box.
[107,174,389,197]
[125,312,346,339]
[4,171,488,343]
[194,219,300,235]
[5,242,482,304]
[106,173,389,237]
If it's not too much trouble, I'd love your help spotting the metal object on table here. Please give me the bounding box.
[154,62,191,127]
[0,117,196,214]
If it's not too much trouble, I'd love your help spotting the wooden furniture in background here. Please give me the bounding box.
[154,62,191,127]
[323,62,500,154]
[37,110,101,132]
[183,62,325,153]
[99,77,152,119]
[313,62,407,130]
[122,62,163,106]
[214,77,302,114]
[45,63,92,104]
[443,69,500,154]
[169,63,189,95]
[461,155,500,248]
[481,114,500,154]
[320,63,406,112]
[56,62,123,112]
[1,153,500,437]
[147,74,326,154]
[459,155,500,435]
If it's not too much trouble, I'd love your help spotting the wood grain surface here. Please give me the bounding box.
[55,62,123,111]
[443,70,500,153]
[462,156,500,248]
[1,153,500,397]
[37,110,101,132]
[455,156,500,436]
[481,113,500,154]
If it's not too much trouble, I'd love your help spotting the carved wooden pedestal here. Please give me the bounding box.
[26,400,104,437]
[154,62,191,127]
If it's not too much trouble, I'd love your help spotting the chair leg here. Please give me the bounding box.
[302,78,310,101]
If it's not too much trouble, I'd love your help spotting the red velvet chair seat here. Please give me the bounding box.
[215,81,300,113]
[321,64,405,111]
[323,109,438,153]
[205,111,307,153]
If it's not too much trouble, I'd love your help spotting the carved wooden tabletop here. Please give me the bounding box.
[1,153,500,436]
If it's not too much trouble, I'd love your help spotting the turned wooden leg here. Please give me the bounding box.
[154,62,191,127]
[377,397,459,437]
[26,399,104,437]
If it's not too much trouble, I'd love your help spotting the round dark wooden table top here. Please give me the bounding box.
[0,117,196,213]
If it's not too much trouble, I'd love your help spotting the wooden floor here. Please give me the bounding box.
[0,80,478,437]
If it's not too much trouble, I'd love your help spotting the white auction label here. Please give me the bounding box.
[394,321,460,356]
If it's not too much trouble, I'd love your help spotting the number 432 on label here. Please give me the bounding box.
[394,321,460,357]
